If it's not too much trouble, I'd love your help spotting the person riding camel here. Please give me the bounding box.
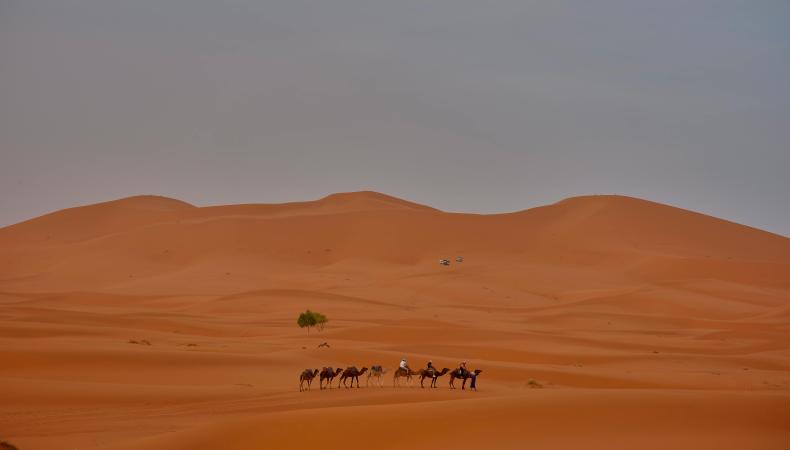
[400,358,410,373]
[458,360,467,376]
[426,360,434,371]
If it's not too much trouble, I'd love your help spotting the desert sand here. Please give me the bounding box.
[1,191,789,450]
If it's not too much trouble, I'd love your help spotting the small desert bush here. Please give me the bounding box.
[297,310,328,334]
[1,440,20,450]
[527,379,543,389]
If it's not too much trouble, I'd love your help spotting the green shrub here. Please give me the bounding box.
[297,310,328,334]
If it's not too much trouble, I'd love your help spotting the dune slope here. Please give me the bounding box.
[1,192,789,450]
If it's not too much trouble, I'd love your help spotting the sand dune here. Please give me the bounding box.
[1,192,789,450]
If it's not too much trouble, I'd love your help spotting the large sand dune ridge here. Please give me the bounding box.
[1,192,789,449]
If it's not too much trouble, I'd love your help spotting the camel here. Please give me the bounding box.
[339,366,368,388]
[449,368,482,390]
[319,367,343,389]
[417,367,450,388]
[392,366,419,387]
[366,365,386,387]
[299,368,319,392]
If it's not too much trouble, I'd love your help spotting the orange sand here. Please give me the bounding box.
[1,192,789,450]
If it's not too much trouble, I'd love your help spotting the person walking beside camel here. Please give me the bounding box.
[469,369,479,391]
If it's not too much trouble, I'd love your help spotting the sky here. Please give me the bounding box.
[1,0,789,235]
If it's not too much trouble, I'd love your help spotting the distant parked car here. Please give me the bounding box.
[439,259,450,266]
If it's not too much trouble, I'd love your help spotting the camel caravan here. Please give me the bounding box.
[299,359,481,392]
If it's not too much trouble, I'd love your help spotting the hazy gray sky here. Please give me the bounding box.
[1,1,789,235]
